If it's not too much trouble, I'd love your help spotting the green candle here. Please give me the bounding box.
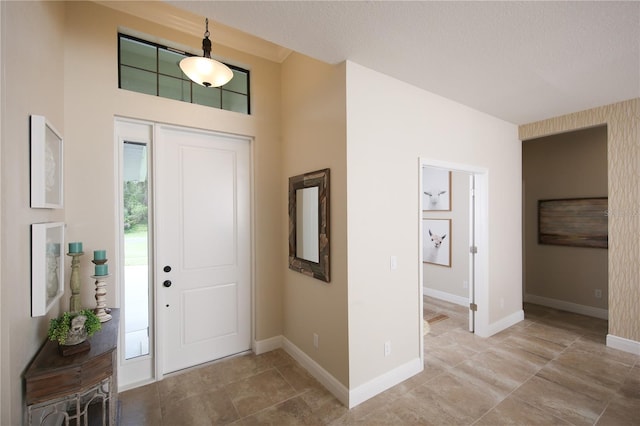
[95,264,108,276]
[94,250,106,261]
[68,242,82,253]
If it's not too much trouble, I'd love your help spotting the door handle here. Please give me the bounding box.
[163,265,172,273]
[163,280,172,287]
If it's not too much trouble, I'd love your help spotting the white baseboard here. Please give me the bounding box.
[282,337,350,407]
[524,293,608,320]
[477,309,525,338]
[606,334,640,355]
[348,357,423,408]
[424,287,469,307]
[253,335,283,355]
[282,337,422,409]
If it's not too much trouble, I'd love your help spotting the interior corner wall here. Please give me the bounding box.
[423,170,471,300]
[345,61,520,389]
[519,98,640,344]
[280,53,349,387]
[1,1,66,423]
[523,126,608,311]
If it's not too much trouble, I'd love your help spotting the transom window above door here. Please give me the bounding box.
[118,33,250,114]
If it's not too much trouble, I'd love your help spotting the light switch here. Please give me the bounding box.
[390,256,398,270]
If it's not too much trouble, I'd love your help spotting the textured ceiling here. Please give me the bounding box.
[168,1,640,124]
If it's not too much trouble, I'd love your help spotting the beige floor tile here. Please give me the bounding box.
[199,361,231,390]
[278,362,323,393]
[596,396,640,425]
[511,375,607,425]
[536,361,620,402]
[300,384,343,412]
[221,353,279,384]
[157,368,208,404]
[312,396,350,425]
[118,299,638,426]
[501,332,567,361]
[234,396,322,425]
[451,347,541,396]
[617,365,640,399]
[386,390,461,425]
[519,322,582,346]
[119,382,162,426]
[488,343,550,370]
[161,388,239,425]
[543,310,608,335]
[570,337,640,368]
[413,372,503,423]
[424,334,479,367]
[546,349,633,392]
[225,369,297,418]
[476,395,572,425]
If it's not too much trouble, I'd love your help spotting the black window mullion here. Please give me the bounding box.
[118,33,250,114]
[155,46,160,96]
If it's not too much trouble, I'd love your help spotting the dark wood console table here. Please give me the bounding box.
[24,309,119,426]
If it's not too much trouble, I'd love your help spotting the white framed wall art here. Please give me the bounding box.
[31,222,65,316]
[30,114,63,208]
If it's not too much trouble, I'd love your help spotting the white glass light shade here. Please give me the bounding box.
[179,56,233,88]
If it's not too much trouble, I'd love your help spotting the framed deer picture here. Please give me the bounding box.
[422,167,451,211]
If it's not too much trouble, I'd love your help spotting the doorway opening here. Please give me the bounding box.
[116,119,253,390]
[522,126,608,320]
[419,158,489,351]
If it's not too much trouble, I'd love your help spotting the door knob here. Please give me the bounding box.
[163,265,172,273]
[163,280,172,287]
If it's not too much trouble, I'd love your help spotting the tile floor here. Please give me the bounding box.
[119,297,639,425]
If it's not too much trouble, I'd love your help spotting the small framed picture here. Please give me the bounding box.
[31,222,65,316]
[30,115,63,208]
[423,218,451,267]
[422,168,451,211]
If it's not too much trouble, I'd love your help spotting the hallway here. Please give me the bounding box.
[119,297,639,425]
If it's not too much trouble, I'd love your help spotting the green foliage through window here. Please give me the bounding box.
[123,180,148,232]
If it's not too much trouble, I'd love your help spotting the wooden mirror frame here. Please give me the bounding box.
[288,168,330,282]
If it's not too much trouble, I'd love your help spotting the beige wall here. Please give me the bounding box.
[281,53,349,386]
[63,1,284,340]
[520,98,640,343]
[1,2,284,422]
[423,170,471,299]
[345,62,520,388]
[1,1,67,422]
[0,1,4,421]
[523,126,608,310]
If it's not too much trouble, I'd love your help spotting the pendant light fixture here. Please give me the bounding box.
[179,18,233,88]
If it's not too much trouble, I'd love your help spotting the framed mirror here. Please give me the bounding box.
[288,168,330,282]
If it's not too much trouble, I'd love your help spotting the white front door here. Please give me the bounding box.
[155,124,251,374]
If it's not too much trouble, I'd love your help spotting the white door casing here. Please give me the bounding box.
[155,124,251,374]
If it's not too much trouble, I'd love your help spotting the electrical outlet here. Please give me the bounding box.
[463,280,468,289]
[390,256,398,270]
[384,341,391,357]
[595,289,602,299]
[313,333,319,349]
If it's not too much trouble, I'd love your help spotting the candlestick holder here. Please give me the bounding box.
[91,271,112,323]
[67,252,84,313]
[91,256,111,322]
